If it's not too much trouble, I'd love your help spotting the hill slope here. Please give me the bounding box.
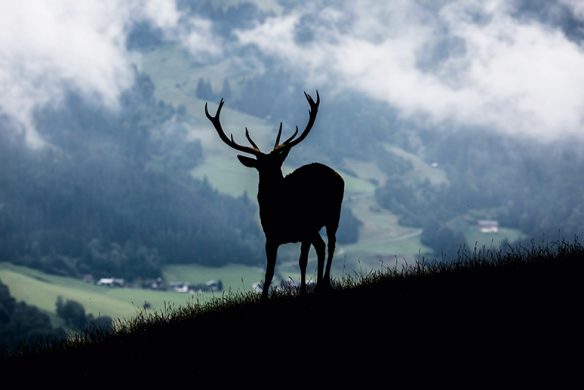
[3,241,582,382]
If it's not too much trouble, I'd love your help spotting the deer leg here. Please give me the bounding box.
[262,240,278,300]
[299,241,310,294]
[324,231,336,287]
[312,234,326,288]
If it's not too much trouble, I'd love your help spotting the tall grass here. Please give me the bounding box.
[3,237,582,361]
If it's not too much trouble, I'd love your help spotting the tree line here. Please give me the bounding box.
[0,70,264,280]
[0,279,112,353]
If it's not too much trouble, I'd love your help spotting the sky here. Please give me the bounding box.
[1,0,584,147]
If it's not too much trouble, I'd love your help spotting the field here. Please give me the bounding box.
[191,155,259,197]
[464,227,527,250]
[0,258,362,322]
[162,263,263,291]
[383,144,449,187]
[0,262,264,321]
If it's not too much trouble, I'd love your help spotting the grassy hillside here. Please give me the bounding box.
[3,240,581,381]
[384,144,449,187]
[464,227,527,249]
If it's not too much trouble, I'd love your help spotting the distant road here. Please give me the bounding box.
[388,228,423,242]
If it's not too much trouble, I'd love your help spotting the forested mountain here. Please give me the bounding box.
[0,70,263,280]
[376,129,584,255]
[172,1,584,257]
[1,0,584,281]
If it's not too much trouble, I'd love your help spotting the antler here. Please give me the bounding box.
[273,90,320,151]
[205,99,262,156]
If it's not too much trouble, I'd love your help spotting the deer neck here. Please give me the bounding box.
[257,169,284,201]
[257,169,285,223]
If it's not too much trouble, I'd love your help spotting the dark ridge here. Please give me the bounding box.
[2,240,582,383]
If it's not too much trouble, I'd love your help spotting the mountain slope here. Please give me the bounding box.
[4,241,581,382]
[0,71,263,279]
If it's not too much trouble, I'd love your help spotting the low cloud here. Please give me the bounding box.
[3,1,582,145]
[236,0,584,140]
[0,0,218,148]
[560,0,584,19]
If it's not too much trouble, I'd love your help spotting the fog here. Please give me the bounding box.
[2,0,584,148]
[236,0,584,140]
[0,0,215,148]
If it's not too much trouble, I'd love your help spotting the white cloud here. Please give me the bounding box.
[560,0,584,20]
[236,0,584,140]
[180,17,223,60]
[4,1,582,145]
[0,0,218,148]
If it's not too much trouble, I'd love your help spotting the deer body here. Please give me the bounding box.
[258,163,343,243]
[206,91,344,298]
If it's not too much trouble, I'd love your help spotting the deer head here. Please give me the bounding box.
[204,91,320,179]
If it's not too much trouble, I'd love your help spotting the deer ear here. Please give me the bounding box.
[237,155,258,168]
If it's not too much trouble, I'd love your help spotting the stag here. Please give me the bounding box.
[205,91,344,299]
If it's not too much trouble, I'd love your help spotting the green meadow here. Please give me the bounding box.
[0,262,264,321]
[464,227,527,250]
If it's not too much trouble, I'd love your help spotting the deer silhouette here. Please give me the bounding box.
[205,91,344,299]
